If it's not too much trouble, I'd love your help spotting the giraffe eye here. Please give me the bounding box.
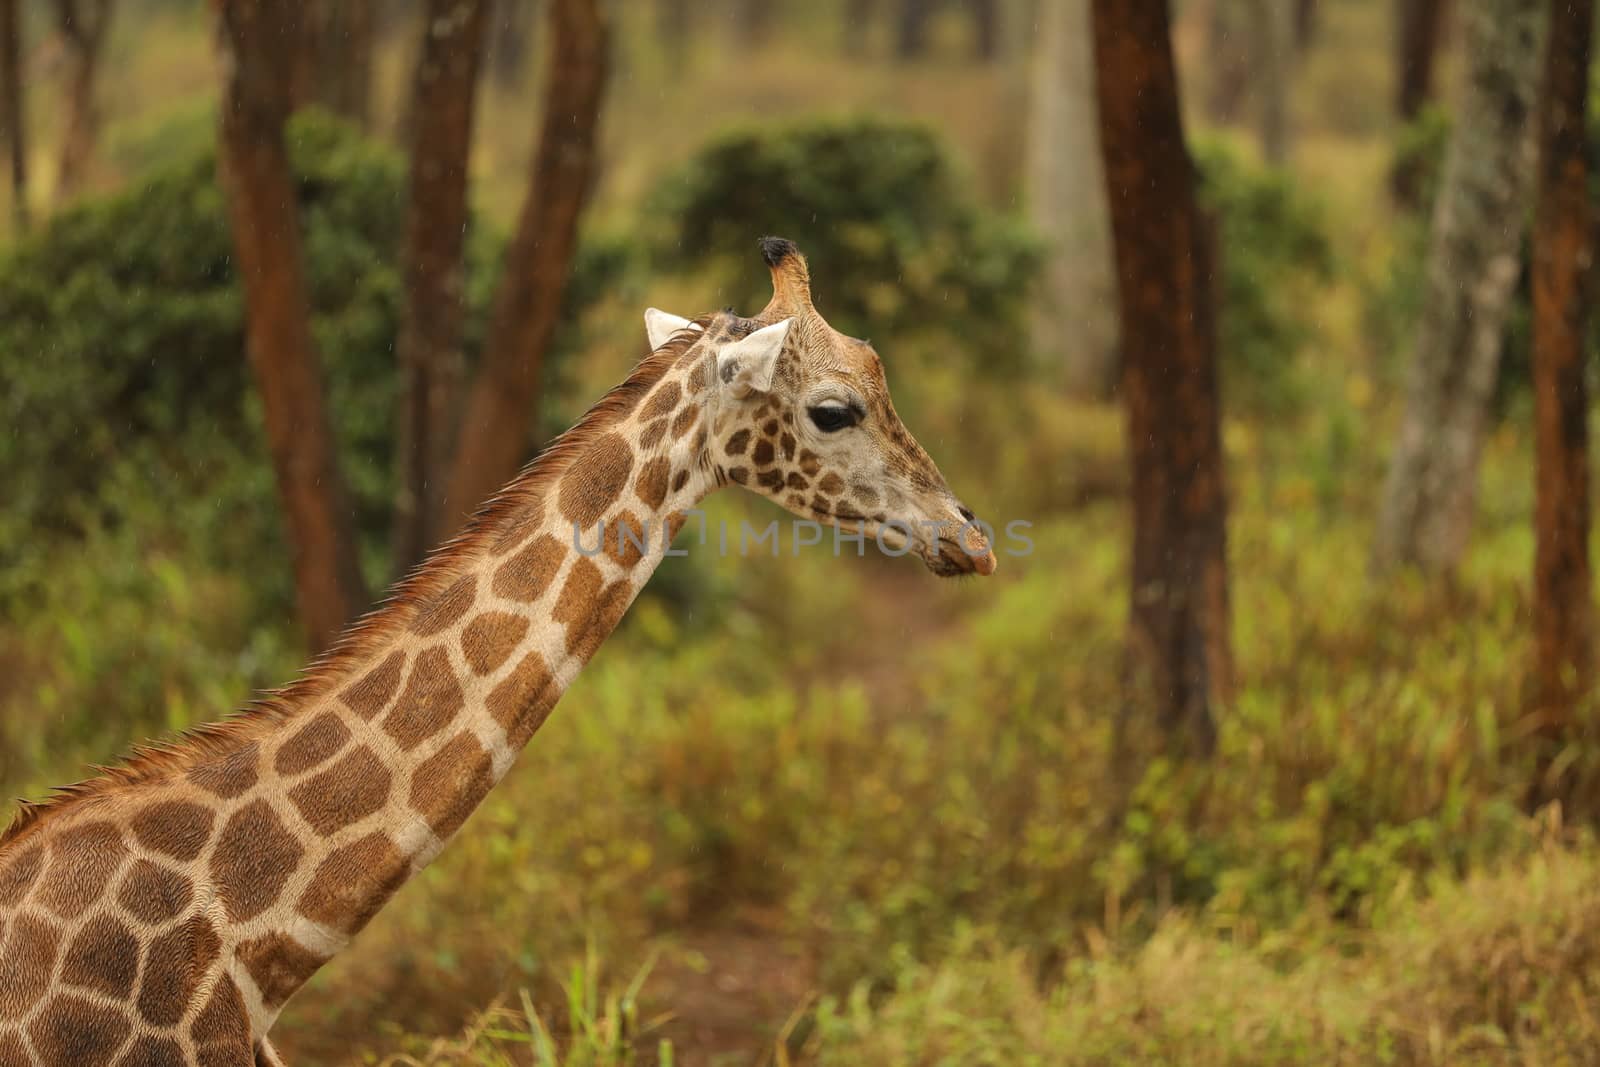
[808,404,858,433]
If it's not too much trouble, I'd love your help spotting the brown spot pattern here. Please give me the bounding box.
[756,469,785,490]
[237,932,328,1008]
[635,455,672,510]
[188,742,260,798]
[289,746,391,835]
[606,511,649,569]
[725,429,751,457]
[37,821,125,919]
[492,534,563,603]
[568,580,631,662]
[671,405,700,440]
[409,731,496,840]
[786,472,809,490]
[0,914,59,1018]
[752,440,775,466]
[28,994,130,1067]
[818,472,845,495]
[190,974,250,1048]
[296,831,409,935]
[410,575,477,636]
[274,711,352,776]
[486,652,555,748]
[117,1036,187,1067]
[671,469,690,493]
[137,915,220,1026]
[118,860,194,925]
[0,844,43,903]
[728,467,749,484]
[211,800,304,923]
[130,800,215,862]
[559,433,634,531]
[553,557,603,654]
[639,417,669,451]
[489,495,546,556]
[462,611,530,675]
[383,648,465,750]
[61,914,139,999]
[641,380,682,420]
[341,651,406,720]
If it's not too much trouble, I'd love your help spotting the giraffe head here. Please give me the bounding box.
[647,237,996,577]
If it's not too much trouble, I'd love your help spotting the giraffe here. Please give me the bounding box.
[0,238,995,1065]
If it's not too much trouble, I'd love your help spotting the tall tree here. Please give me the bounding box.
[309,0,376,126]
[53,0,114,200]
[896,0,933,58]
[0,0,25,231]
[1029,0,1117,396]
[1093,0,1233,753]
[1248,0,1293,163]
[445,0,608,531]
[1397,0,1447,120]
[392,0,490,572]
[1529,0,1594,792]
[489,0,538,89]
[1373,0,1544,575]
[215,0,369,652]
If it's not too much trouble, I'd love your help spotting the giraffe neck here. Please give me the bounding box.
[0,332,724,1066]
[218,339,717,1029]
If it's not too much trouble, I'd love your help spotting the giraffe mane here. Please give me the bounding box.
[0,321,713,851]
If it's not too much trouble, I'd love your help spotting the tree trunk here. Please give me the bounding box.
[1528,0,1594,795]
[735,0,774,46]
[489,0,538,89]
[313,0,375,126]
[1373,0,1544,576]
[1248,0,1293,163]
[1093,0,1233,755]
[444,0,608,532]
[54,0,113,201]
[392,0,490,573]
[1397,0,1447,120]
[969,0,998,60]
[215,0,369,653]
[1029,0,1117,397]
[1294,0,1319,51]
[896,0,933,58]
[1204,0,1252,123]
[0,0,25,231]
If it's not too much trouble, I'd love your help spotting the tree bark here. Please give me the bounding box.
[311,0,375,126]
[1093,0,1233,755]
[1204,0,1252,123]
[1373,0,1544,576]
[1397,0,1447,120]
[1248,0,1293,163]
[54,0,114,201]
[215,0,369,653]
[392,0,490,573]
[1529,0,1595,790]
[0,0,25,231]
[489,0,538,89]
[444,0,608,531]
[969,0,999,59]
[1029,0,1117,397]
[896,0,933,58]
[1294,0,1320,51]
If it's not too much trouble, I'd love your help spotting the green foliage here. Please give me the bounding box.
[1195,139,1337,410]
[646,116,1040,370]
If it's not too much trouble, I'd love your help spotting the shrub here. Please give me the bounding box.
[645,116,1040,372]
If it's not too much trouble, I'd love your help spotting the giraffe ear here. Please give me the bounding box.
[716,319,791,398]
[645,308,700,350]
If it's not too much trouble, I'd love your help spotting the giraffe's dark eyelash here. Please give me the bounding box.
[808,403,862,433]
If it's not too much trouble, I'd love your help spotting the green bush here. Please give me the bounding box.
[645,116,1040,371]
[1195,139,1337,411]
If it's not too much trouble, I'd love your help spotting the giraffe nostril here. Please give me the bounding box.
[956,504,976,523]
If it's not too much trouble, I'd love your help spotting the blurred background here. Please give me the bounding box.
[4,0,1600,1062]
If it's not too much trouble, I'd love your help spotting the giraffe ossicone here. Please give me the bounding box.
[0,237,993,1064]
